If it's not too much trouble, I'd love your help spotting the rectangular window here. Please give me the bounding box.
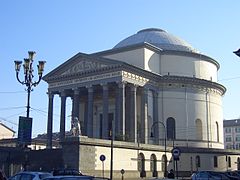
[236,127,240,133]
[236,144,239,149]
[226,136,232,142]
[236,136,240,141]
[226,144,231,149]
[225,128,231,133]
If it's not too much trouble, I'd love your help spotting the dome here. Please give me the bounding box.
[113,28,198,53]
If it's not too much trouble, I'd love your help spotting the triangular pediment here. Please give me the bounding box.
[61,59,108,76]
[43,52,123,81]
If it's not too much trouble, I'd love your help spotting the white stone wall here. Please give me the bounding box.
[144,48,160,73]
[104,48,145,69]
[63,138,239,179]
[157,88,224,149]
[160,55,218,81]
[104,47,218,82]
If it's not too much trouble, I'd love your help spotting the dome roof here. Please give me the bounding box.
[113,28,198,53]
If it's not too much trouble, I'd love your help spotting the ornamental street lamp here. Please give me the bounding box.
[14,51,46,118]
[233,48,240,57]
[110,129,113,180]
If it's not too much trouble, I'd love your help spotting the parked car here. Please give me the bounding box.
[191,171,230,180]
[8,171,52,180]
[52,169,82,176]
[43,175,109,180]
[224,171,240,180]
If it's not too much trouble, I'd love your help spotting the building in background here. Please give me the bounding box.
[223,119,240,150]
[0,122,15,139]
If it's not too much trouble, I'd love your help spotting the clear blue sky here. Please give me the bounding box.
[1,1,240,137]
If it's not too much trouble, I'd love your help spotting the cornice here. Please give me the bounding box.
[47,61,226,96]
[158,75,226,95]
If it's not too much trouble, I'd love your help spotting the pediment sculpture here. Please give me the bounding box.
[62,60,108,75]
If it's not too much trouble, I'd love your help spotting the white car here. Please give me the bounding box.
[8,171,52,180]
[43,175,109,180]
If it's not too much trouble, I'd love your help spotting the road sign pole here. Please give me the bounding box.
[100,154,106,178]
[176,160,178,179]
[102,161,104,178]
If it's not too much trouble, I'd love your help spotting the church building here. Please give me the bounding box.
[43,28,239,178]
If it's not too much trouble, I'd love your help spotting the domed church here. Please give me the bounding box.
[43,28,239,178]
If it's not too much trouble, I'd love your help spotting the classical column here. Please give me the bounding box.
[102,83,109,139]
[60,91,67,142]
[87,86,94,138]
[140,88,148,144]
[153,90,159,144]
[72,88,80,128]
[115,82,126,140]
[129,84,137,143]
[83,99,88,136]
[47,92,54,149]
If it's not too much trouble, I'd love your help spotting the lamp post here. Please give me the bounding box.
[110,128,113,180]
[14,51,46,118]
[150,121,167,153]
[150,121,167,177]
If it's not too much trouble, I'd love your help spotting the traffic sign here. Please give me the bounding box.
[172,147,181,160]
[120,169,125,175]
[18,116,32,145]
[100,154,106,161]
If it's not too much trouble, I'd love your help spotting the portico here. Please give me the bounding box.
[44,53,154,148]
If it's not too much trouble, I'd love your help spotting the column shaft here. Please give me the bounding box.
[47,92,54,149]
[60,91,66,142]
[72,89,80,128]
[102,84,109,139]
[153,90,159,144]
[130,85,137,143]
[115,82,125,140]
[140,88,148,144]
[87,86,94,138]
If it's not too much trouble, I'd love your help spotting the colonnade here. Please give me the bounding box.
[46,81,159,149]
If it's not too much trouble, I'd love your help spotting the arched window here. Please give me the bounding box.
[214,156,218,168]
[216,122,219,142]
[138,153,146,177]
[161,154,167,177]
[237,157,240,170]
[228,156,231,168]
[196,155,201,171]
[150,154,158,177]
[195,119,203,140]
[167,117,176,140]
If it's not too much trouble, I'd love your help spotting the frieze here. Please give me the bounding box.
[49,71,121,88]
[62,60,107,75]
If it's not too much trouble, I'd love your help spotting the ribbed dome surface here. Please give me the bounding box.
[114,28,198,53]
